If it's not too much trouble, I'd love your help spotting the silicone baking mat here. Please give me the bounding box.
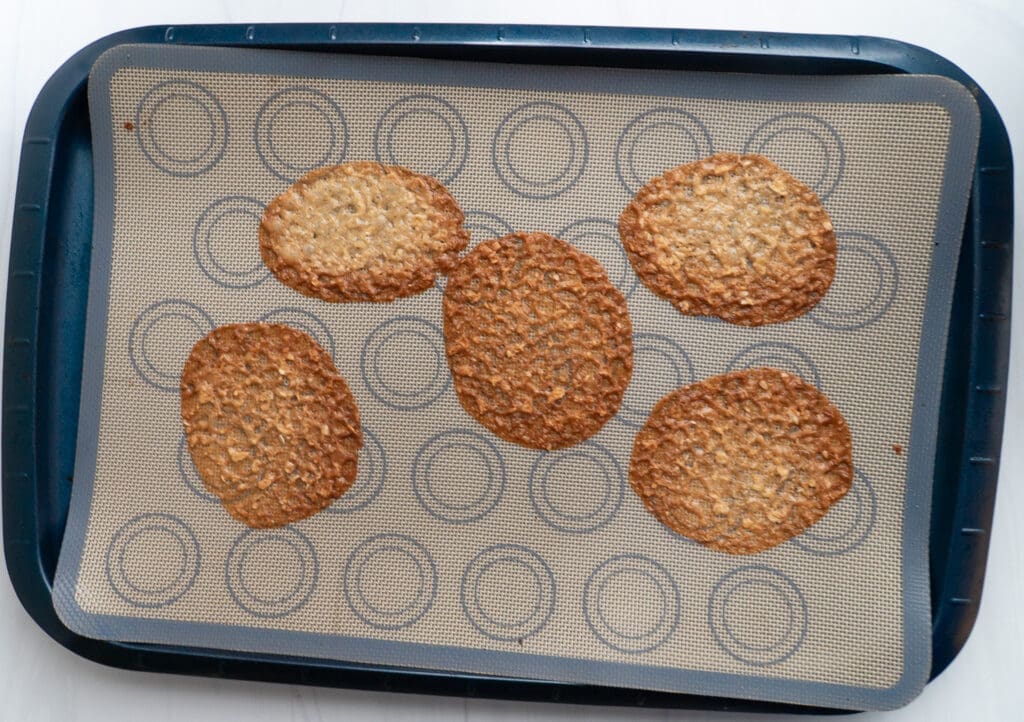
[54,44,978,710]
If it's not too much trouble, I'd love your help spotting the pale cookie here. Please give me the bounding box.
[629,367,852,554]
[260,162,469,302]
[443,232,634,450]
[619,153,836,326]
[181,323,362,528]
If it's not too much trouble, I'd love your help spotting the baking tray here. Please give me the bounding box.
[2,23,1012,714]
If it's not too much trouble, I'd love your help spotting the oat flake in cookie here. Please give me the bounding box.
[630,367,853,554]
[619,153,836,326]
[260,162,469,302]
[181,323,362,528]
[443,232,634,450]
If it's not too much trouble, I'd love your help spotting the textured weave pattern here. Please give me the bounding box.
[53,45,975,710]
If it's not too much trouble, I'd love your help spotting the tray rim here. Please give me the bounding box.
[2,22,1013,715]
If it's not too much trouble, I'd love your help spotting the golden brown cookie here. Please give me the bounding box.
[619,153,836,326]
[181,323,362,528]
[443,231,633,450]
[629,367,852,554]
[260,162,469,302]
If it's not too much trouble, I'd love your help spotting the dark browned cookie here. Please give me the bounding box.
[630,367,852,554]
[619,153,836,326]
[443,231,633,450]
[181,323,362,528]
[260,162,469,302]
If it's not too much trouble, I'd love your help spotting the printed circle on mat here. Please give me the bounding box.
[810,232,899,330]
[413,429,506,524]
[343,533,438,630]
[433,210,514,295]
[326,428,387,514]
[793,469,877,555]
[743,113,845,200]
[708,565,808,666]
[128,300,215,392]
[105,513,201,608]
[615,108,714,194]
[226,528,318,619]
[193,196,269,288]
[583,554,680,653]
[257,307,336,359]
[177,433,217,503]
[136,80,228,177]
[726,342,822,388]
[529,441,623,533]
[464,210,514,244]
[617,334,695,428]
[374,94,469,184]
[492,101,588,199]
[255,87,348,182]
[558,218,637,297]
[461,544,556,641]
[360,316,450,410]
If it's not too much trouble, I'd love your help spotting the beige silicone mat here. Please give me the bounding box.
[53,44,979,711]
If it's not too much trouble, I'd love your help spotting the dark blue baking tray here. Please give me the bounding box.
[3,23,1012,714]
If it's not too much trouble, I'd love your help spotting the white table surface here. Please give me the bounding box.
[1,1,1021,719]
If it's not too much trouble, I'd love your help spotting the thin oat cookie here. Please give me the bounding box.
[181,323,362,528]
[260,162,469,302]
[619,153,836,326]
[443,231,633,450]
[630,367,852,554]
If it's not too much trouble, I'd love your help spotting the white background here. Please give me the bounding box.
[1,1,1021,720]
